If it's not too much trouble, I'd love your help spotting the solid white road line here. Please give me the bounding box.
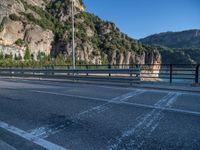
[0,121,67,150]
[122,101,200,117]
[32,90,108,102]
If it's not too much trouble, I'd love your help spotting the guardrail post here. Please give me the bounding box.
[136,64,139,78]
[67,65,70,75]
[108,64,111,77]
[45,66,47,76]
[52,65,54,75]
[9,66,12,78]
[21,64,24,75]
[130,69,133,86]
[195,65,199,84]
[169,64,173,83]
[86,65,89,76]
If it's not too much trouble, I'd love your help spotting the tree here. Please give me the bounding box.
[0,52,4,59]
[37,52,46,61]
[24,48,31,61]
[55,1,62,9]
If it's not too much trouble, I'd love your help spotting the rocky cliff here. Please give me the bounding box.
[0,0,161,65]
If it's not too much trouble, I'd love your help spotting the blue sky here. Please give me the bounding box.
[83,0,200,39]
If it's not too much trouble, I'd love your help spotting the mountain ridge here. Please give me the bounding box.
[140,29,200,49]
[140,29,200,64]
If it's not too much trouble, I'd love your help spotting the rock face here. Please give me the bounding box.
[0,44,25,60]
[24,25,54,58]
[0,19,54,59]
[0,0,161,68]
[0,0,54,60]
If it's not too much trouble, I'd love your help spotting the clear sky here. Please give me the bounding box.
[83,0,200,39]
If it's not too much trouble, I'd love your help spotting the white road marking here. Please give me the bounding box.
[31,89,200,117]
[29,90,145,138]
[78,90,145,117]
[108,92,181,150]
[32,90,108,102]
[121,101,200,117]
[0,121,67,150]
[30,124,66,139]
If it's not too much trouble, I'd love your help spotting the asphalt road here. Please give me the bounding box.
[0,78,200,150]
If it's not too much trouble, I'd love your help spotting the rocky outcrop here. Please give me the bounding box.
[25,0,50,8]
[0,0,54,60]
[0,44,25,60]
[0,19,54,59]
[140,50,161,80]
[0,0,25,16]
[24,25,54,58]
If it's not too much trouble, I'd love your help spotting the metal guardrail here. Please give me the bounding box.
[0,68,141,85]
[0,64,199,84]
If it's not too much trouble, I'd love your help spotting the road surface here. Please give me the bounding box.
[0,78,200,150]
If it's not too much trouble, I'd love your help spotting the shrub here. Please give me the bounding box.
[9,14,21,21]
[24,48,31,61]
[55,1,62,9]
[37,52,46,60]
[15,39,24,47]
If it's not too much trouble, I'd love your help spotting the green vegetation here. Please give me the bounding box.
[158,46,200,64]
[140,30,200,49]
[0,52,68,68]
[15,39,24,47]
[24,48,31,61]
[20,0,55,30]
[54,1,62,9]
[9,14,22,21]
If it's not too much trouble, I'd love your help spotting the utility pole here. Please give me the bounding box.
[71,0,76,69]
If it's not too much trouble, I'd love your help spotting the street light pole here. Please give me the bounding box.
[71,0,76,69]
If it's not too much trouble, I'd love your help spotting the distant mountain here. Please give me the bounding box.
[140,30,200,64]
[140,29,200,49]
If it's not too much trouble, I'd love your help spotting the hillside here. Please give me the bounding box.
[140,30,200,64]
[0,0,160,66]
[140,30,200,49]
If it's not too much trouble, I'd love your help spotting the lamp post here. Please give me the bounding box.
[71,0,75,69]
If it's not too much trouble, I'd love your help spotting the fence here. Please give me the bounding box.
[0,64,199,84]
